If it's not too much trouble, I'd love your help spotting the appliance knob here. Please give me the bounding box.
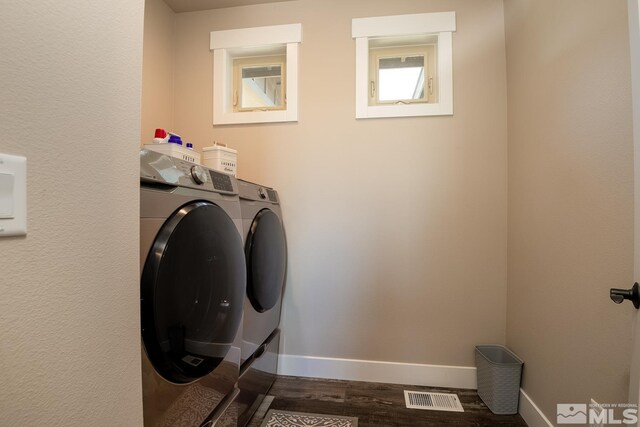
[191,165,208,185]
[258,187,267,199]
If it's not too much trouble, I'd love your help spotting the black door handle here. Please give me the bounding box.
[610,283,640,309]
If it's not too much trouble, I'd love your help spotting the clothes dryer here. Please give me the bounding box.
[236,180,287,426]
[140,150,245,427]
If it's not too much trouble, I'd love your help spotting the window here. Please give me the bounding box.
[352,12,456,119]
[210,24,301,125]
[234,55,286,111]
[369,36,437,105]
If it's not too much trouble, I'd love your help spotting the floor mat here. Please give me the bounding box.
[259,409,358,427]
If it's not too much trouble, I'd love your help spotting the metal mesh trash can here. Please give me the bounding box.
[475,345,523,415]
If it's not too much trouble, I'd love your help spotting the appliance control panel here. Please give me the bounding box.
[209,170,234,192]
[140,149,237,195]
[237,179,279,204]
[266,188,278,203]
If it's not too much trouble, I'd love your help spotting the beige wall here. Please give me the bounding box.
[505,0,634,419]
[0,1,144,425]
[171,0,508,366]
[629,0,640,406]
[141,0,176,142]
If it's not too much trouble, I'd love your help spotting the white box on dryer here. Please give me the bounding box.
[203,143,237,177]
[143,143,201,164]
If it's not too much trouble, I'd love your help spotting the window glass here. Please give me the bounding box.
[234,56,286,112]
[369,43,435,106]
[240,65,283,109]
[378,56,425,102]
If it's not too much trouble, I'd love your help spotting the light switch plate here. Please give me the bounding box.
[0,172,15,218]
[0,153,26,237]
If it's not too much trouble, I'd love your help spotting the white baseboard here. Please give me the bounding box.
[519,388,553,427]
[277,354,477,389]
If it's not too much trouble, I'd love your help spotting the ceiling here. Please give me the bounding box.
[163,0,296,13]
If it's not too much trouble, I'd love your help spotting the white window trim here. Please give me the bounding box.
[210,24,301,125]
[352,12,456,119]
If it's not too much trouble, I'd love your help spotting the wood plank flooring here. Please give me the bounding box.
[247,376,527,427]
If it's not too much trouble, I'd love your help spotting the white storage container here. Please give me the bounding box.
[475,345,523,415]
[143,143,201,164]
[202,144,237,177]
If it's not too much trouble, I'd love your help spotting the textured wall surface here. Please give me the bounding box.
[505,0,634,419]
[0,1,145,425]
[171,0,509,366]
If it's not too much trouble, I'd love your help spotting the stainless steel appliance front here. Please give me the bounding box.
[140,150,244,427]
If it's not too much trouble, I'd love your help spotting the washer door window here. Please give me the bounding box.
[245,208,287,313]
[141,201,245,384]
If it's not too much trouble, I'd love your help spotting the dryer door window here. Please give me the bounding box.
[141,201,245,384]
[245,208,287,313]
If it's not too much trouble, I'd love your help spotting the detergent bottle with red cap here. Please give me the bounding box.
[152,128,169,144]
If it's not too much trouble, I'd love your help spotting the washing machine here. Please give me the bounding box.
[140,149,245,427]
[235,179,287,426]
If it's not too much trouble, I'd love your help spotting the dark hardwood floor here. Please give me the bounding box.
[247,376,527,427]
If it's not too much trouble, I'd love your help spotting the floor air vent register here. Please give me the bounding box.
[404,391,464,412]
